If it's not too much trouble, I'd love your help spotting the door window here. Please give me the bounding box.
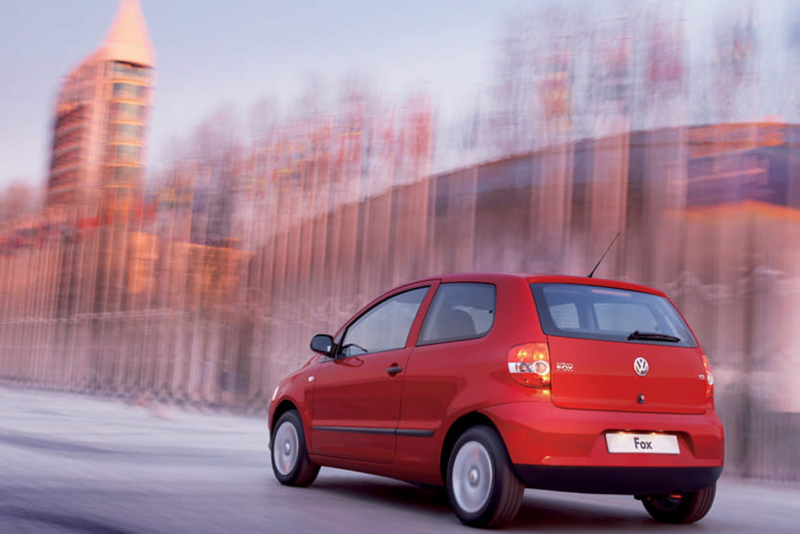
[418,283,496,345]
[340,287,428,357]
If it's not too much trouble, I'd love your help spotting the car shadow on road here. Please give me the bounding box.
[509,495,663,531]
[303,475,665,531]
[308,477,452,514]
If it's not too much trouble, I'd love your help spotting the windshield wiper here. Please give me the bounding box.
[627,330,680,343]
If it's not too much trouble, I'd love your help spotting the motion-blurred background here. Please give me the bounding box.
[1,0,799,484]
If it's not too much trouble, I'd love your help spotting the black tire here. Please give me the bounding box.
[270,410,319,487]
[642,483,716,524]
[446,425,524,528]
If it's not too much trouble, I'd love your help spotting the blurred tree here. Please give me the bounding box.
[489,6,585,156]
[490,14,536,157]
[0,180,40,222]
[335,73,373,197]
[295,72,328,121]
[185,105,243,247]
[249,96,280,147]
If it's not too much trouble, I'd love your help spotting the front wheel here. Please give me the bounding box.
[446,425,524,528]
[271,410,319,487]
[641,484,716,524]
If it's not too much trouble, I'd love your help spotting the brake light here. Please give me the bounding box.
[508,343,550,388]
[701,354,715,399]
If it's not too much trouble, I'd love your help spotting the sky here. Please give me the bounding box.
[0,0,541,190]
[2,0,797,192]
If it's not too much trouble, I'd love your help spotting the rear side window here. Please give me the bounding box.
[418,283,495,345]
[530,283,697,347]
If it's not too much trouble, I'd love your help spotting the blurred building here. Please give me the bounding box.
[5,0,800,481]
[45,0,156,209]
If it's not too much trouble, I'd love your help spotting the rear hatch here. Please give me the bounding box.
[531,282,708,414]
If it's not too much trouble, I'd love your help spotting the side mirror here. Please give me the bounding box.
[310,334,335,356]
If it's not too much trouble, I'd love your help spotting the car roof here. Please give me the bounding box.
[401,273,666,298]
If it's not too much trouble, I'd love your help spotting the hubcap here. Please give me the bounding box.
[452,441,493,513]
[273,421,299,476]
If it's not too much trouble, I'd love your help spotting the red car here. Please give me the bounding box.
[269,274,723,528]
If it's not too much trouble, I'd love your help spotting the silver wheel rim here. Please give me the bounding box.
[273,420,299,476]
[452,440,493,514]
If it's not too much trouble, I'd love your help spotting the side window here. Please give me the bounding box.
[418,283,496,345]
[340,287,428,357]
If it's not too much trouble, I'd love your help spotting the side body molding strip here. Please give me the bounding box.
[313,426,434,438]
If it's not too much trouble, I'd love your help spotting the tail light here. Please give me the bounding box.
[701,354,715,399]
[508,343,550,388]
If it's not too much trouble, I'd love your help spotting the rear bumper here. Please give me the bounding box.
[482,400,724,494]
[513,465,722,495]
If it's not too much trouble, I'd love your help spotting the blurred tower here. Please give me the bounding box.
[45,0,156,209]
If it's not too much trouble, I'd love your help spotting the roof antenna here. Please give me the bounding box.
[587,232,621,278]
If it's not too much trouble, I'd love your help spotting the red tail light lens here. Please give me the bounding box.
[508,343,550,388]
[701,353,715,399]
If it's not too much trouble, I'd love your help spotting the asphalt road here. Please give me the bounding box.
[1,388,798,534]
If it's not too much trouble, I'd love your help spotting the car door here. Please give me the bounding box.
[310,283,435,464]
[395,281,499,473]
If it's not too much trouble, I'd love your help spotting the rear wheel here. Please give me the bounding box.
[271,410,319,487]
[446,425,524,528]
[641,484,716,524]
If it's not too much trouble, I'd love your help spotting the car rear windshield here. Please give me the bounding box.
[530,283,697,347]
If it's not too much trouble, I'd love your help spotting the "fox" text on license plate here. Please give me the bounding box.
[605,433,680,454]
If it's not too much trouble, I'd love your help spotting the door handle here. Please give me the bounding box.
[386,365,403,376]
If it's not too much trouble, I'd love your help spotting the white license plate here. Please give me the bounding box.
[605,433,680,454]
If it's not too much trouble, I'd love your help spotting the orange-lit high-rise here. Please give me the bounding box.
[46,0,156,208]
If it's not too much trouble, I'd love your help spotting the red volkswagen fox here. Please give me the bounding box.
[269,274,723,528]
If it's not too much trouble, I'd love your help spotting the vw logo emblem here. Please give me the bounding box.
[634,357,649,377]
